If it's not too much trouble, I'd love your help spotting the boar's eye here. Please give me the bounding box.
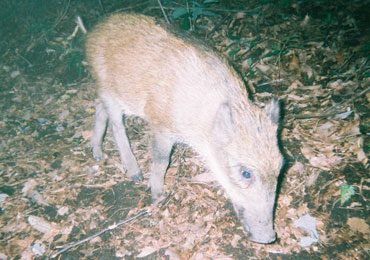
[240,166,252,179]
[242,171,251,179]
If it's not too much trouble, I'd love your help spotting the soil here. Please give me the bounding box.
[0,0,369,259]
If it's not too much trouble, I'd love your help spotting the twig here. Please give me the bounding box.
[334,53,354,73]
[150,6,260,14]
[294,84,370,120]
[26,0,71,53]
[50,196,170,258]
[15,49,33,67]
[256,78,293,87]
[75,16,87,35]
[157,0,170,24]
[50,148,185,258]
[186,0,193,31]
[98,0,105,14]
[293,110,348,119]
[53,0,70,29]
[324,84,370,113]
[51,210,148,258]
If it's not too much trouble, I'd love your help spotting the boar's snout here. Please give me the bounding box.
[250,232,276,244]
[242,221,276,244]
[236,204,277,244]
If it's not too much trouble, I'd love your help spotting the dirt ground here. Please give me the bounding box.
[0,0,369,259]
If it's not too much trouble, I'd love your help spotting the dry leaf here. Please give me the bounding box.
[27,216,52,233]
[347,218,369,234]
[191,172,215,183]
[301,14,310,27]
[136,247,157,258]
[336,53,344,64]
[82,130,93,140]
[289,55,299,70]
[27,190,49,206]
[20,250,34,260]
[165,249,180,260]
[22,179,37,195]
[256,64,270,73]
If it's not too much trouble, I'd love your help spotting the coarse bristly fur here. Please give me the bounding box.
[85,13,284,244]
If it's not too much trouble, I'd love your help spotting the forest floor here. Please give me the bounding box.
[0,0,369,259]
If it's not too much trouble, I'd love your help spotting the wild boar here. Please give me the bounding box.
[85,13,283,244]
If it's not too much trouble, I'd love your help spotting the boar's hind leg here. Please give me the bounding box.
[108,107,143,182]
[92,102,108,161]
[149,133,173,202]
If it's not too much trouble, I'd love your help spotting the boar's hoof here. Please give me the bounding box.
[92,148,103,162]
[93,155,102,162]
[130,172,143,183]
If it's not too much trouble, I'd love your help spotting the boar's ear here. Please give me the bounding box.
[213,103,235,144]
[264,99,280,125]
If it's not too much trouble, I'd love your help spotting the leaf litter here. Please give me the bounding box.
[0,0,369,259]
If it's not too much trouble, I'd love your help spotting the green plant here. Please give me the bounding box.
[340,184,355,205]
[171,0,219,29]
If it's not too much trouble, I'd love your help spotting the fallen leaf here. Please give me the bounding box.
[27,190,49,206]
[82,130,93,140]
[20,250,33,260]
[347,217,369,234]
[289,55,299,70]
[28,216,52,233]
[165,249,180,260]
[191,172,215,183]
[336,53,344,64]
[136,247,157,258]
[22,179,37,195]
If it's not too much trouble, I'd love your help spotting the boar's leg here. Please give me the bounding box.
[106,105,143,182]
[149,133,174,201]
[92,102,108,161]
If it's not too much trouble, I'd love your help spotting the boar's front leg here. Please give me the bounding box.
[149,133,174,201]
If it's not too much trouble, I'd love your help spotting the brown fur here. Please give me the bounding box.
[86,13,283,243]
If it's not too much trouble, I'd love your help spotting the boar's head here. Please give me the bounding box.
[211,99,283,244]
